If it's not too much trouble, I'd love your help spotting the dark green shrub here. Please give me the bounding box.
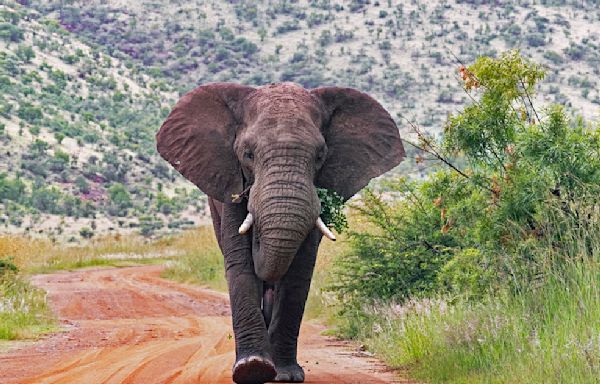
[17,102,43,124]
[108,183,132,216]
[0,22,23,42]
[0,258,18,277]
[15,44,35,63]
[79,227,94,239]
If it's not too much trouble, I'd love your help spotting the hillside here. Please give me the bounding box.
[28,0,600,125]
[0,1,208,240]
[2,0,600,239]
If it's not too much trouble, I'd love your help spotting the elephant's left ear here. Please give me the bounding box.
[311,87,405,200]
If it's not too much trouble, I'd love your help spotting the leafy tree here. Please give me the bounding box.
[0,22,23,42]
[0,174,26,203]
[335,51,600,305]
[75,176,90,194]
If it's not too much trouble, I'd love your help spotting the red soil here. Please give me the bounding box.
[0,266,408,384]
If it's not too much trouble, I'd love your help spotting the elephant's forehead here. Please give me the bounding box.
[245,84,322,126]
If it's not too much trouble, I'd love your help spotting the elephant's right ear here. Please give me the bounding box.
[156,83,255,203]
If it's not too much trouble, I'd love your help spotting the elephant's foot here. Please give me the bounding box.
[232,355,276,384]
[273,362,305,383]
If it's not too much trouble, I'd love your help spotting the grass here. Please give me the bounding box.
[304,233,350,320]
[0,272,55,340]
[334,208,600,384]
[345,263,600,384]
[0,228,222,341]
[0,233,192,273]
[160,226,227,291]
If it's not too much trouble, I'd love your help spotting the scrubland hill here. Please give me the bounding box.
[2,0,599,238]
[1,1,205,239]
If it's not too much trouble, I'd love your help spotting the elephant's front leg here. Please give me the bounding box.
[268,229,321,383]
[220,202,276,384]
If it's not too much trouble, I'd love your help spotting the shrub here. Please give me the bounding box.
[0,22,23,42]
[15,44,35,63]
[17,102,43,123]
[334,51,600,305]
[108,183,132,216]
[79,227,94,239]
[0,258,18,276]
[0,174,26,203]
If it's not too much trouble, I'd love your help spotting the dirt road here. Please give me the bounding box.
[0,266,404,384]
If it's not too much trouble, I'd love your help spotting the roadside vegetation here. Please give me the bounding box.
[0,258,54,341]
[329,52,600,383]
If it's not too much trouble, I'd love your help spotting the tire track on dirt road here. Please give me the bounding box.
[0,266,408,384]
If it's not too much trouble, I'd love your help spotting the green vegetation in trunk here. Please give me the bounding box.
[317,188,348,233]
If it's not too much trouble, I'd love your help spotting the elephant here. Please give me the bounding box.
[156,82,404,383]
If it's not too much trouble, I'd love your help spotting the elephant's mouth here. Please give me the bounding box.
[239,212,335,241]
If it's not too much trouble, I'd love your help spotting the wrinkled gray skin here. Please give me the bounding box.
[156,82,404,383]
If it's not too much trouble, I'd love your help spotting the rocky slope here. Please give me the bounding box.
[2,0,599,238]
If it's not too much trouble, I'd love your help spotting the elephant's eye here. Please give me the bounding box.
[244,150,254,161]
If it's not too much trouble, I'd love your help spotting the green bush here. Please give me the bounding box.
[15,44,35,63]
[0,22,24,42]
[334,51,600,305]
[108,183,132,216]
[0,258,18,276]
[17,102,43,123]
[79,227,94,239]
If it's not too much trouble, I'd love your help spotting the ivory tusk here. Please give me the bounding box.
[316,217,336,241]
[238,213,253,234]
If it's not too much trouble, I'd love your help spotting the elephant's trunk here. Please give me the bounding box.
[250,146,320,283]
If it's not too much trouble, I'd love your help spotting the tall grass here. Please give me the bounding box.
[0,233,190,273]
[305,233,351,320]
[161,226,227,291]
[335,202,600,384]
[0,272,55,340]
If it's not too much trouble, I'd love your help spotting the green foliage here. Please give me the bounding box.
[155,192,180,215]
[317,188,348,233]
[339,199,600,384]
[0,271,54,340]
[0,22,24,42]
[15,44,35,63]
[0,258,18,276]
[335,51,600,305]
[138,216,163,237]
[0,173,26,203]
[17,102,43,123]
[329,51,600,383]
[79,227,94,239]
[108,183,132,216]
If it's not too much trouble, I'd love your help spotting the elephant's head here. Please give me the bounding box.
[156,82,404,282]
